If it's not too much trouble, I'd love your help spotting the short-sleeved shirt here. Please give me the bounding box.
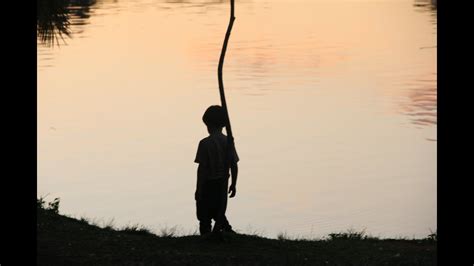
[194,132,239,181]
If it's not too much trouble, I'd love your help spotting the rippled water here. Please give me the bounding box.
[38,0,437,238]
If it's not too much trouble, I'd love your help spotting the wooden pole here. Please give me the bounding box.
[218,0,236,153]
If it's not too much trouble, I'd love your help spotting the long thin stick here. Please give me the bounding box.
[218,0,236,148]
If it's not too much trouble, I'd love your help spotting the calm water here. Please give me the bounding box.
[38,0,437,238]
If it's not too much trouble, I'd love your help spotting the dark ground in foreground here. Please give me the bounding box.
[37,207,437,266]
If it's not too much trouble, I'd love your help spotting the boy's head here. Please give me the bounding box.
[202,105,226,130]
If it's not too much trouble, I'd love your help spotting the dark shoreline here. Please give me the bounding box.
[38,205,436,266]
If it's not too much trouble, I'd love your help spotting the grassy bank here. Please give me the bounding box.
[37,199,436,265]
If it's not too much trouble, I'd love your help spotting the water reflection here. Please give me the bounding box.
[408,0,436,131]
[37,0,99,47]
[413,0,437,11]
[37,0,437,238]
[155,0,228,15]
[69,0,96,19]
[164,0,224,3]
[414,0,437,31]
[402,72,437,129]
[37,0,230,48]
[68,0,99,36]
[37,0,71,46]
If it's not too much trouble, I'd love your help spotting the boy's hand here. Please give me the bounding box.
[228,184,236,198]
[195,189,200,201]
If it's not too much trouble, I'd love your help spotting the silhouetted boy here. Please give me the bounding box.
[194,105,239,235]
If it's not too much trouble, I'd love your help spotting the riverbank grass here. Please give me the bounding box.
[37,198,436,265]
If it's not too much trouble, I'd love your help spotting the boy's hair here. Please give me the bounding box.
[202,105,226,128]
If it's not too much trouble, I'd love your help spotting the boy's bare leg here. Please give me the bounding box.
[212,178,236,233]
[199,220,212,235]
[196,195,212,235]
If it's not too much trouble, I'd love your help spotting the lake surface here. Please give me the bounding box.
[38,0,437,238]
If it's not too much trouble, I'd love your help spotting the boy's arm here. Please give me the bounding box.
[229,162,238,198]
